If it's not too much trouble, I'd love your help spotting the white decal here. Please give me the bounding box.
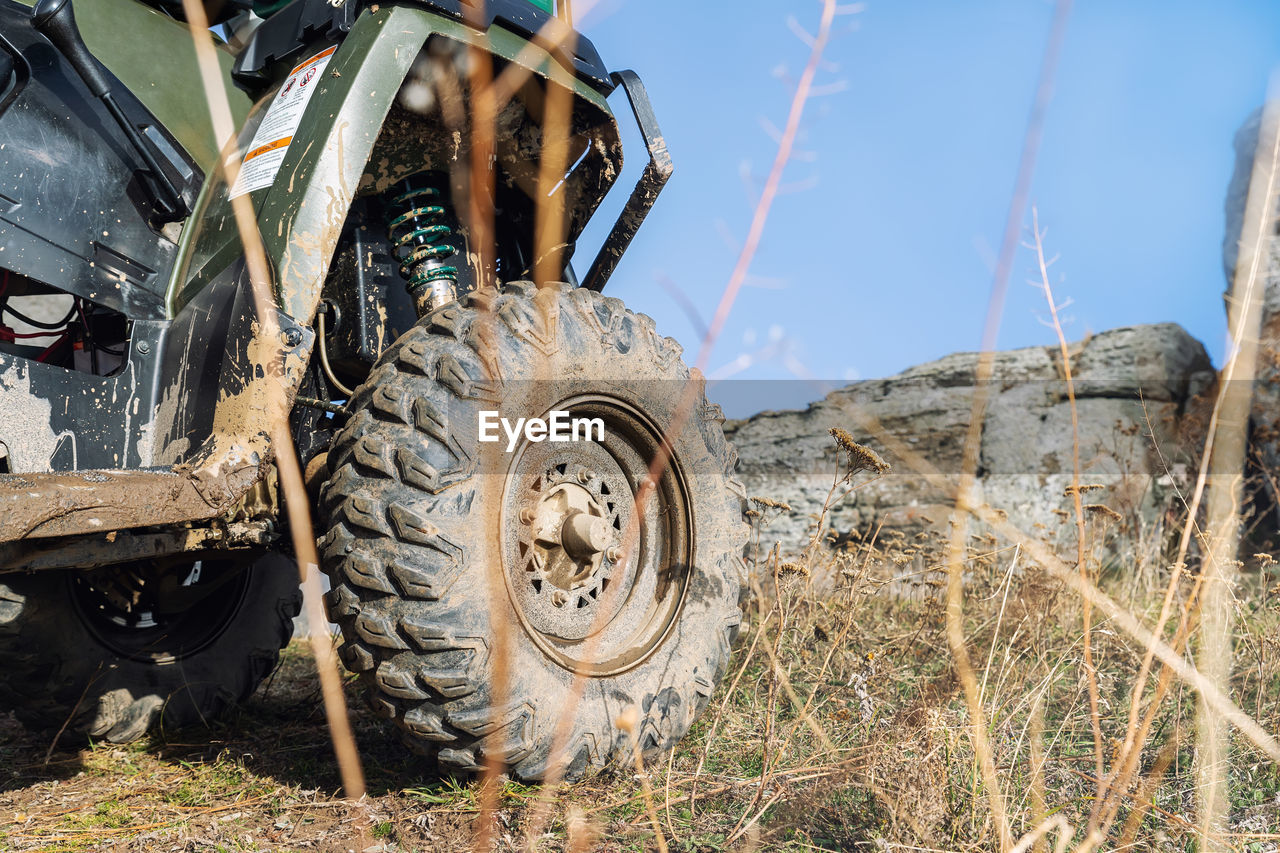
[228,46,337,199]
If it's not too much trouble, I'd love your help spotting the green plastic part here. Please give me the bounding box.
[526,0,555,13]
[13,0,251,175]
[252,0,293,18]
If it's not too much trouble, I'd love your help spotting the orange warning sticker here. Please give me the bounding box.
[288,46,337,78]
[244,136,293,162]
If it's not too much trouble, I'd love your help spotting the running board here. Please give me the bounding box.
[0,468,223,542]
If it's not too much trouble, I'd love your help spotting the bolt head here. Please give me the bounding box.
[577,469,594,485]
[519,507,536,524]
[281,328,303,347]
[136,341,151,354]
[551,590,568,607]
[606,547,622,564]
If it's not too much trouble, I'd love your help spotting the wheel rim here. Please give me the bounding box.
[502,395,693,675]
[69,559,252,663]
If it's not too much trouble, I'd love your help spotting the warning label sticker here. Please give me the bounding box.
[229,46,337,199]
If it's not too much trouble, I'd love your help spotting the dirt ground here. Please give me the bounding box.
[0,642,670,853]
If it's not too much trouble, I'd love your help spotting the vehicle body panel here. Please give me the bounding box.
[0,1,626,548]
[9,0,250,173]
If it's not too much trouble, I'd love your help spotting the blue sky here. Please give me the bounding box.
[573,1,1280,415]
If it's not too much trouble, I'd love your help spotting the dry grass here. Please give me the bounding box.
[6,424,1280,851]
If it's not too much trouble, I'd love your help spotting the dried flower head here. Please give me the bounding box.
[779,561,810,577]
[1064,483,1107,498]
[829,428,891,475]
[1256,553,1275,567]
[751,496,793,512]
[1083,504,1123,524]
[744,509,762,520]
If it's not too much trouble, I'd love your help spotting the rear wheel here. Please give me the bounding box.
[0,554,300,742]
[319,282,748,780]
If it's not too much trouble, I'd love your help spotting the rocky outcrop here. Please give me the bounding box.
[1224,105,1280,537]
[724,323,1214,556]
[726,108,1280,560]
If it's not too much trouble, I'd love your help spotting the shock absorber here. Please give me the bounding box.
[386,175,459,315]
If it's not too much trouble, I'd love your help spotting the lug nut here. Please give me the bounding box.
[606,547,622,563]
[551,590,568,607]
[519,507,536,524]
[577,468,594,484]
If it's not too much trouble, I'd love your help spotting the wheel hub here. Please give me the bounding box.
[501,396,695,675]
[510,444,634,642]
[528,482,616,596]
[71,559,251,663]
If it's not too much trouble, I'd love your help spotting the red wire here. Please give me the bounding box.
[33,332,70,363]
[0,327,66,340]
[0,270,73,362]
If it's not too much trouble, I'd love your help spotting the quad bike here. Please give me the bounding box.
[0,0,747,779]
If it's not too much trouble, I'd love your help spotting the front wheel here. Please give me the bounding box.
[320,282,748,781]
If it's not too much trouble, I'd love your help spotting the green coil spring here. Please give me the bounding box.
[386,177,458,307]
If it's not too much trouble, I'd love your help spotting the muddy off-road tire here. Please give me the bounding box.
[0,556,300,743]
[319,282,748,781]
